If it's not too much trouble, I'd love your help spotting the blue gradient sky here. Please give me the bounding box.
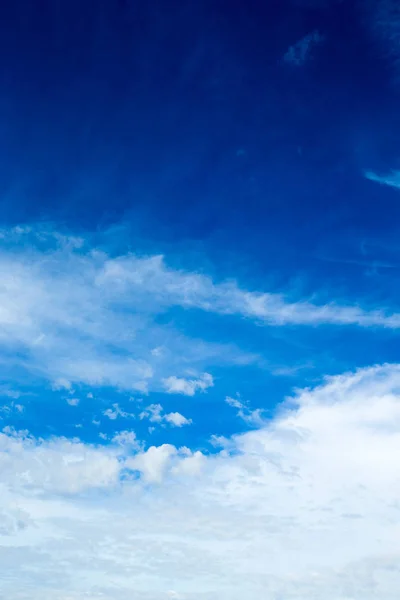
[2,1,400,598]
[0,0,400,443]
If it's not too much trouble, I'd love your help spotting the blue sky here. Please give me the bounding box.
[2,1,400,598]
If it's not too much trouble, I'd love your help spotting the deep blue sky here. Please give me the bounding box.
[0,0,398,247]
[0,0,400,447]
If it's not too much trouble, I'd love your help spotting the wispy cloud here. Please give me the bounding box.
[162,373,214,396]
[94,236,400,328]
[365,169,400,190]
[364,0,400,79]
[0,224,398,396]
[0,401,24,415]
[103,403,134,420]
[2,364,400,597]
[225,394,265,426]
[282,30,325,66]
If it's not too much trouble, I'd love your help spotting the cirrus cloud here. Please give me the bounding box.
[0,224,398,399]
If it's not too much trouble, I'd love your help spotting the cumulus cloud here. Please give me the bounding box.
[2,364,400,597]
[139,403,192,427]
[139,403,164,423]
[164,412,192,427]
[163,373,214,396]
[112,430,141,449]
[126,443,178,483]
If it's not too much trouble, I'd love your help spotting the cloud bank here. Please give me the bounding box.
[2,364,400,598]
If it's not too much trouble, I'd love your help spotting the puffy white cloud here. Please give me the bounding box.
[140,403,192,427]
[112,430,141,449]
[139,403,164,423]
[2,364,400,597]
[164,412,192,427]
[163,373,214,396]
[126,444,178,483]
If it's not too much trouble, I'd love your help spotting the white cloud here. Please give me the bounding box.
[52,378,72,391]
[140,404,192,427]
[96,245,400,328]
[0,401,24,415]
[0,227,258,393]
[0,224,397,400]
[163,373,214,396]
[2,364,400,597]
[164,412,192,427]
[225,395,244,409]
[126,444,178,484]
[225,394,265,426]
[0,429,121,494]
[103,403,133,420]
[140,403,164,423]
[66,397,79,406]
[112,430,141,449]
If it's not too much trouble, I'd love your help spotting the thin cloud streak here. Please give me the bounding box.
[0,225,398,393]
